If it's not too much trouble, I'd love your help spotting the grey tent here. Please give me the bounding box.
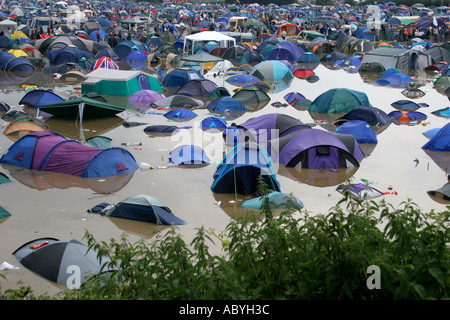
[360,47,432,72]
[13,238,113,287]
[150,94,205,109]
[427,183,450,204]
[90,194,186,225]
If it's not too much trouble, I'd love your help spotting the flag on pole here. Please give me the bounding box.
[433,16,438,27]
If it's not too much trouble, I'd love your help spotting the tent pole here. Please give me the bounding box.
[79,102,85,142]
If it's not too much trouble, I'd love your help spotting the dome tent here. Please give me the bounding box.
[308,88,371,113]
[0,131,139,178]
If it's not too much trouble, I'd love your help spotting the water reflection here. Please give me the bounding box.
[278,165,359,188]
[1,163,135,194]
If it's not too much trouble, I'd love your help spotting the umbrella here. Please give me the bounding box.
[13,238,114,287]
[128,90,164,110]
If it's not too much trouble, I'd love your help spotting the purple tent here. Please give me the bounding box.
[276,128,365,169]
[237,113,311,143]
[0,131,139,178]
[128,90,164,110]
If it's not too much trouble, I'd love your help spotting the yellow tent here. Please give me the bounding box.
[8,49,28,57]
[10,30,29,40]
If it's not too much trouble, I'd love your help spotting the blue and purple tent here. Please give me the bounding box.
[0,131,139,178]
[277,128,365,169]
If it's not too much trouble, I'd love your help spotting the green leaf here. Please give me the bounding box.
[414,284,427,299]
[428,267,445,286]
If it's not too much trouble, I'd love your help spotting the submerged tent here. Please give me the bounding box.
[308,88,371,113]
[360,47,432,72]
[81,69,163,97]
[150,95,205,109]
[169,144,211,165]
[335,120,378,144]
[38,97,126,120]
[241,191,304,210]
[0,131,139,178]
[334,105,391,128]
[90,194,186,225]
[211,143,281,195]
[422,123,450,151]
[275,129,365,169]
[3,117,50,141]
[13,237,113,287]
[19,89,64,109]
[250,60,294,81]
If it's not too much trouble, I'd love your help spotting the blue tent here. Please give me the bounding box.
[391,100,429,111]
[19,89,64,109]
[162,68,203,88]
[211,143,281,195]
[422,123,450,151]
[113,40,148,59]
[0,51,35,76]
[266,41,304,62]
[164,109,197,121]
[201,116,227,129]
[207,96,247,113]
[225,74,260,86]
[0,131,139,178]
[335,120,378,144]
[126,50,148,70]
[169,145,211,165]
[389,110,427,124]
[334,105,391,127]
[89,29,106,41]
[296,52,321,70]
[45,47,95,65]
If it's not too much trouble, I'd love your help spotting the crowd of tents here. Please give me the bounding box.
[0,1,449,288]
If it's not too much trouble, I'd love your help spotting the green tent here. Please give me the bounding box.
[0,206,11,219]
[308,88,371,113]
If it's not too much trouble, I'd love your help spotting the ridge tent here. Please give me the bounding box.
[360,47,432,72]
[81,69,164,97]
[0,131,139,178]
[211,142,281,195]
[308,88,371,113]
[13,237,114,287]
[91,194,186,225]
[275,128,365,169]
[169,144,211,166]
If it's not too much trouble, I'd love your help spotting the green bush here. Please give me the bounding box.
[2,180,449,300]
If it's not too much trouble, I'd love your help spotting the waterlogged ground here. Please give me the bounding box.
[0,63,448,296]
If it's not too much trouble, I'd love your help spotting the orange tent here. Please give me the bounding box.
[275,23,301,38]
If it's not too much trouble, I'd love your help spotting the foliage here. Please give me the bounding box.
[1,180,449,300]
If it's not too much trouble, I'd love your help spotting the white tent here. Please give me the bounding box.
[0,19,17,33]
[183,31,236,54]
